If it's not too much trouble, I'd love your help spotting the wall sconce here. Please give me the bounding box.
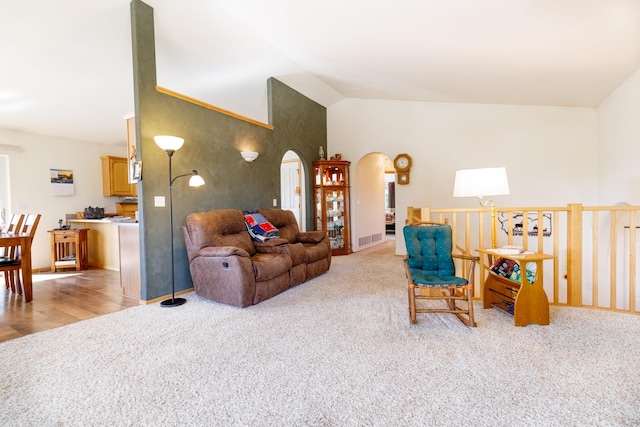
[453,167,510,248]
[240,151,259,162]
[154,135,205,307]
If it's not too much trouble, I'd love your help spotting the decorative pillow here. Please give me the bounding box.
[243,211,280,242]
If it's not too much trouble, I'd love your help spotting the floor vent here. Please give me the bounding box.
[358,233,383,247]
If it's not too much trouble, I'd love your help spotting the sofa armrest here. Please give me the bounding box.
[199,246,251,258]
[297,231,326,244]
[254,238,289,252]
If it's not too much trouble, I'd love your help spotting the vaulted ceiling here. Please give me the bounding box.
[2,0,639,145]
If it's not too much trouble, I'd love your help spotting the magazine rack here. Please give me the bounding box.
[477,249,554,326]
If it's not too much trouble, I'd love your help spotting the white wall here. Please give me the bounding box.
[0,128,128,270]
[597,66,640,205]
[328,100,599,254]
[351,153,386,251]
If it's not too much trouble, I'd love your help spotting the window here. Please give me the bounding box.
[0,155,10,228]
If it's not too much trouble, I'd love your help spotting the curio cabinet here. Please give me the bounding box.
[313,160,351,255]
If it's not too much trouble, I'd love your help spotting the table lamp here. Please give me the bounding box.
[453,167,510,248]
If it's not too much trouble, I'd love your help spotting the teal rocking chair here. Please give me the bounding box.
[403,222,479,326]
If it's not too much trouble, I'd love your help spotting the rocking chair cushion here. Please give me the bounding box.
[403,225,456,276]
[408,268,468,287]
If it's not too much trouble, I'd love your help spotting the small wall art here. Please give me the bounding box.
[50,169,75,196]
[131,160,142,182]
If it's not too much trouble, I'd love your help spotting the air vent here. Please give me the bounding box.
[358,233,383,248]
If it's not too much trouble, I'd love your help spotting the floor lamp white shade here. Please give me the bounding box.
[154,135,184,152]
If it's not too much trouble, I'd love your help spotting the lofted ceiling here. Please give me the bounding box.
[2,0,639,145]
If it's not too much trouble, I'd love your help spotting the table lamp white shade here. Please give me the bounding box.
[453,167,510,198]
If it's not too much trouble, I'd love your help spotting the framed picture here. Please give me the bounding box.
[126,116,137,183]
[131,160,142,182]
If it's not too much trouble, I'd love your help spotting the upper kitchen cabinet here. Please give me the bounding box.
[101,156,137,197]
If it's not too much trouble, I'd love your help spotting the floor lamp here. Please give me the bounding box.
[154,135,205,307]
[453,167,510,249]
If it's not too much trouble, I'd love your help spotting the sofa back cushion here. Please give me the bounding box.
[186,209,256,256]
[258,208,299,244]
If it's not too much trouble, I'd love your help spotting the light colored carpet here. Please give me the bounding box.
[1,241,639,426]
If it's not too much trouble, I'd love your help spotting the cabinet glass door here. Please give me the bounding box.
[326,189,345,249]
[315,188,323,231]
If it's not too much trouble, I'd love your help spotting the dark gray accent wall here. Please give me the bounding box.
[130,0,327,301]
[268,78,327,232]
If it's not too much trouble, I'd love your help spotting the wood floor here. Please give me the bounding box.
[0,268,139,343]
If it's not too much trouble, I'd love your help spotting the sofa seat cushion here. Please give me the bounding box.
[304,242,329,263]
[286,242,307,266]
[251,253,292,281]
[254,240,306,266]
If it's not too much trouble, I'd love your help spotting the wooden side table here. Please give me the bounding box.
[49,229,89,272]
[477,249,555,326]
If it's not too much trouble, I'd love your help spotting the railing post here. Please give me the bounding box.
[407,206,415,225]
[420,207,431,223]
[567,203,583,306]
[406,206,429,225]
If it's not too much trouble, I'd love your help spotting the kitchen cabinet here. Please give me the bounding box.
[116,202,138,218]
[101,156,137,197]
[68,220,120,271]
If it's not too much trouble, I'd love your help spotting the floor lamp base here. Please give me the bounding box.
[160,297,187,307]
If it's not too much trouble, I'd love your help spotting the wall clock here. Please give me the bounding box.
[394,153,412,172]
[394,153,412,185]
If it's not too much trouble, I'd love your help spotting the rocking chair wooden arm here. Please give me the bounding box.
[452,253,480,262]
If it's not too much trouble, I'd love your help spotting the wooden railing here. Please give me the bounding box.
[407,204,640,315]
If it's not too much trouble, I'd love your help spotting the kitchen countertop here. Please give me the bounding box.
[69,218,137,224]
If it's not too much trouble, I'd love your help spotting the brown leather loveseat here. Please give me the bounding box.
[183,208,331,307]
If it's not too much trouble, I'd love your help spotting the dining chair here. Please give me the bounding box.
[1,214,25,291]
[1,213,40,295]
[2,213,25,236]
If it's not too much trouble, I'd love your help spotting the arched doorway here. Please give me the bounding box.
[280,150,305,231]
[351,152,395,251]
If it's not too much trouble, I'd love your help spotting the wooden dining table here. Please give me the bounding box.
[0,233,33,302]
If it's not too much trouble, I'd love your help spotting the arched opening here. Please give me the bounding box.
[280,150,306,231]
[351,152,395,251]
